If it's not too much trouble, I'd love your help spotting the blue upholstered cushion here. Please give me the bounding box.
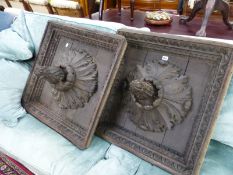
[11,11,34,54]
[10,11,148,55]
[0,28,33,60]
[0,111,233,175]
[212,77,233,148]
[0,59,29,126]
[0,11,34,61]
[0,114,110,174]
[0,12,14,31]
[23,12,125,54]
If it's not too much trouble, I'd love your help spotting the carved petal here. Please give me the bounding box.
[51,49,98,109]
[128,61,192,132]
[129,105,166,132]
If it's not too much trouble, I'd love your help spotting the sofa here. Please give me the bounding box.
[0,9,233,175]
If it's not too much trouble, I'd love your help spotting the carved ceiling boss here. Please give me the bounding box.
[35,49,98,109]
[124,60,192,132]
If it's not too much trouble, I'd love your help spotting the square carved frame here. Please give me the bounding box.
[22,21,127,149]
[97,29,233,175]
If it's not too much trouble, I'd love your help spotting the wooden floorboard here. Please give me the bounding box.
[92,9,233,40]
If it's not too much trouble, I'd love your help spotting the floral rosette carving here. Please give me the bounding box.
[35,49,98,109]
[124,61,192,132]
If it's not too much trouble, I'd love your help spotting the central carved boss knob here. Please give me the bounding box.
[129,79,162,110]
[35,65,76,91]
[33,49,98,109]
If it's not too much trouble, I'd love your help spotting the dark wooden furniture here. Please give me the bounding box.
[88,0,178,20]
[4,0,33,12]
[120,0,178,11]
[91,9,233,40]
[22,21,127,149]
[88,0,136,20]
[118,0,136,20]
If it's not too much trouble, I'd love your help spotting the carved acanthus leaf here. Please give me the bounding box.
[127,61,192,132]
[35,49,98,109]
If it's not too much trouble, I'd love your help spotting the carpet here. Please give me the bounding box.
[0,152,34,175]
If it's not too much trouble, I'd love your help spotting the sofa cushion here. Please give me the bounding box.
[200,140,233,175]
[212,77,233,148]
[85,145,142,175]
[0,12,15,31]
[50,0,80,9]
[51,137,110,175]
[28,0,49,5]
[1,112,233,175]
[0,114,110,175]
[11,11,34,55]
[9,10,149,55]
[0,59,29,126]
[0,28,33,60]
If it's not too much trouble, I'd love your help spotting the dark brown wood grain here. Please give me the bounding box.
[97,29,233,175]
[120,0,178,11]
[22,21,127,149]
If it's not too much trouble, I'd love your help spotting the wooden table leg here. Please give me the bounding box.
[4,0,12,7]
[179,0,204,24]
[130,0,135,21]
[22,0,33,12]
[87,0,96,19]
[216,0,233,29]
[118,0,121,15]
[99,0,104,20]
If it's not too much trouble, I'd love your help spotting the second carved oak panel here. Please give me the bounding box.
[97,29,233,175]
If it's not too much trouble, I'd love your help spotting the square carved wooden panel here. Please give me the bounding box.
[97,29,233,174]
[22,21,127,149]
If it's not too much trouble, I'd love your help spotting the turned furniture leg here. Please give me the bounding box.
[88,0,96,19]
[196,0,217,37]
[118,0,121,15]
[216,0,233,29]
[99,0,104,20]
[221,9,233,29]
[4,0,12,7]
[130,0,135,21]
[180,0,232,36]
[22,0,33,12]
[179,0,204,24]
[187,0,205,22]
[46,4,54,14]
[0,5,4,11]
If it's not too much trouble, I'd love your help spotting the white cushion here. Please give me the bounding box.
[50,0,80,9]
[27,0,49,5]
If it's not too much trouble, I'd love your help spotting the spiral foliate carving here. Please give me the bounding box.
[35,49,98,109]
[127,61,192,132]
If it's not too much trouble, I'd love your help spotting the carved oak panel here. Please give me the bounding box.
[22,21,127,149]
[97,29,233,174]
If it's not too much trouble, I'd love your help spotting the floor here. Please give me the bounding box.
[91,9,233,40]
